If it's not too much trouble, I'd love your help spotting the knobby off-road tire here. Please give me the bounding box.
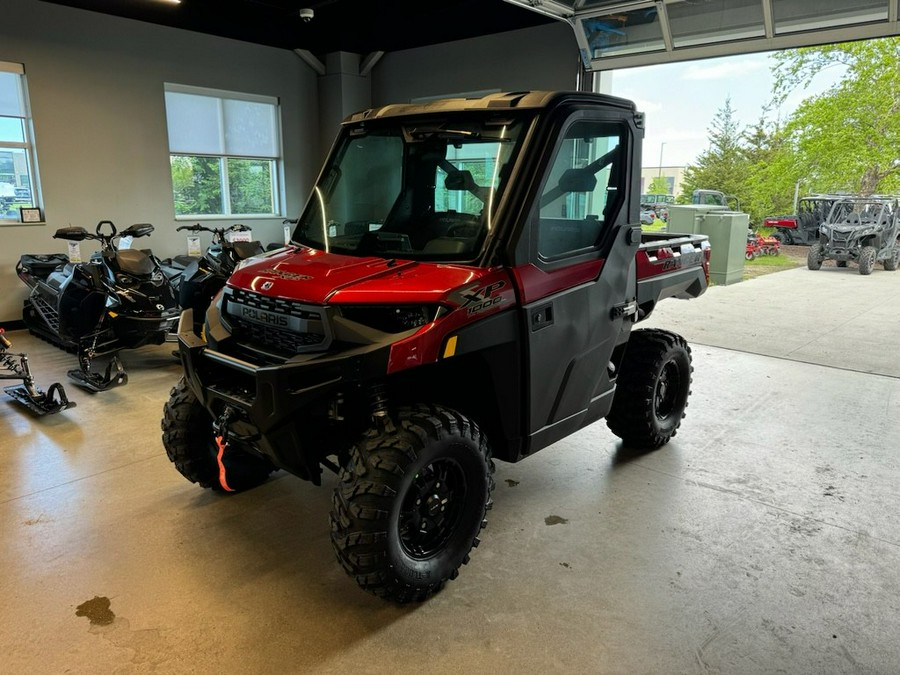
[161,377,275,492]
[807,242,824,270]
[331,405,495,603]
[883,248,899,271]
[606,329,693,450]
[858,245,877,275]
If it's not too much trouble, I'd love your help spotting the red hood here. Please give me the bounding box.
[226,246,487,305]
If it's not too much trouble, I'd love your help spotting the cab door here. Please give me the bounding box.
[512,112,641,455]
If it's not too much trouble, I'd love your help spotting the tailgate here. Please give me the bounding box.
[634,232,710,318]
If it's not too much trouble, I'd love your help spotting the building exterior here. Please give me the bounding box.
[640,165,687,200]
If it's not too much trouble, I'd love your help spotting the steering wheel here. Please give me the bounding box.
[447,224,482,238]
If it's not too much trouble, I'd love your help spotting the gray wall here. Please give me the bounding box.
[372,22,580,104]
[0,2,580,323]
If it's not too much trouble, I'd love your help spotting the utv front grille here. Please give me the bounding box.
[222,287,331,356]
[830,231,852,245]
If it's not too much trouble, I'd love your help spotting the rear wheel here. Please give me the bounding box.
[606,329,692,450]
[331,405,494,603]
[883,248,899,271]
[807,242,824,270]
[161,378,275,492]
[858,246,877,275]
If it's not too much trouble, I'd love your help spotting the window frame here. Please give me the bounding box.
[164,83,284,220]
[530,113,629,264]
[0,62,42,226]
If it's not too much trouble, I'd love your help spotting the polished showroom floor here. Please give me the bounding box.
[2,266,900,674]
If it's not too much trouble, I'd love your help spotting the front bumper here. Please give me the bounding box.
[175,308,392,481]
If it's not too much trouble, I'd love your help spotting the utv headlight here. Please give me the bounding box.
[339,305,444,333]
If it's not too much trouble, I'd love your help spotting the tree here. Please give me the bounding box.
[678,98,749,205]
[647,176,670,194]
[772,38,900,196]
[741,112,799,224]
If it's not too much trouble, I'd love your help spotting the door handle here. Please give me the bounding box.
[530,303,553,331]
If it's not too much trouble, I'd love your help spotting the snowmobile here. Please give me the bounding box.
[16,220,179,392]
[173,223,268,336]
[1,328,74,415]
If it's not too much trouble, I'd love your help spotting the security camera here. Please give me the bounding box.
[299,8,314,22]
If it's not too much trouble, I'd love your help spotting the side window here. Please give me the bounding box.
[535,119,625,259]
[164,84,282,218]
[434,141,505,217]
[0,62,40,224]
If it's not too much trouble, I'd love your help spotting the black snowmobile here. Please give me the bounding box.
[1,328,74,415]
[16,220,179,392]
[173,223,269,336]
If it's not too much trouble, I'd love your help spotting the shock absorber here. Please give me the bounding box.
[369,382,389,418]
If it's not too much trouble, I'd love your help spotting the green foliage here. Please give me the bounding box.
[171,155,276,216]
[677,98,766,216]
[171,156,222,216]
[677,39,900,225]
[647,176,670,195]
[228,159,274,215]
[772,38,900,195]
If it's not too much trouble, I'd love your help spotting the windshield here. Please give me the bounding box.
[292,115,528,261]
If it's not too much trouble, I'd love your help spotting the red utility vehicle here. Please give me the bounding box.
[162,91,710,603]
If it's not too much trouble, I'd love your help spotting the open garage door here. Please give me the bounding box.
[505,0,900,70]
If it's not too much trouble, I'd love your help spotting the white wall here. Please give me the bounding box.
[0,1,319,322]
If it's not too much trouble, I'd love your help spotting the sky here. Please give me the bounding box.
[608,50,848,169]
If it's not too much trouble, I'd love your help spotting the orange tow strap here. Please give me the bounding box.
[214,436,235,492]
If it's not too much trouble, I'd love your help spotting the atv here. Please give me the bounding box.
[807,196,900,275]
[162,90,710,603]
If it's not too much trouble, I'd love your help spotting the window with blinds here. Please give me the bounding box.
[0,62,40,223]
[164,84,282,218]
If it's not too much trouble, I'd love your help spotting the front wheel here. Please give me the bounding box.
[807,242,824,270]
[606,329,693,450]
[858,245,876,275]
[161,378,275,492]
[331,405,494,603]
[883,248,899,271]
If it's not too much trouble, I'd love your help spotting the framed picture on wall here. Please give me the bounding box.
[20,207,42,223]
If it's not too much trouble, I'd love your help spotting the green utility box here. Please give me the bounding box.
[666,205,750,285]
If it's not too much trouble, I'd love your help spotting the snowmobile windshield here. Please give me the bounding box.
[291,114,529,262]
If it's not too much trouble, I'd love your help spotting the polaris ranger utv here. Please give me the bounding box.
[162,91,710,603]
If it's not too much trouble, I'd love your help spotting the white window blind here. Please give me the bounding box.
[164,86,279,158]
[0,71,26,119]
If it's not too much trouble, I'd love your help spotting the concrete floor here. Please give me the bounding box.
[2,265,900,674]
